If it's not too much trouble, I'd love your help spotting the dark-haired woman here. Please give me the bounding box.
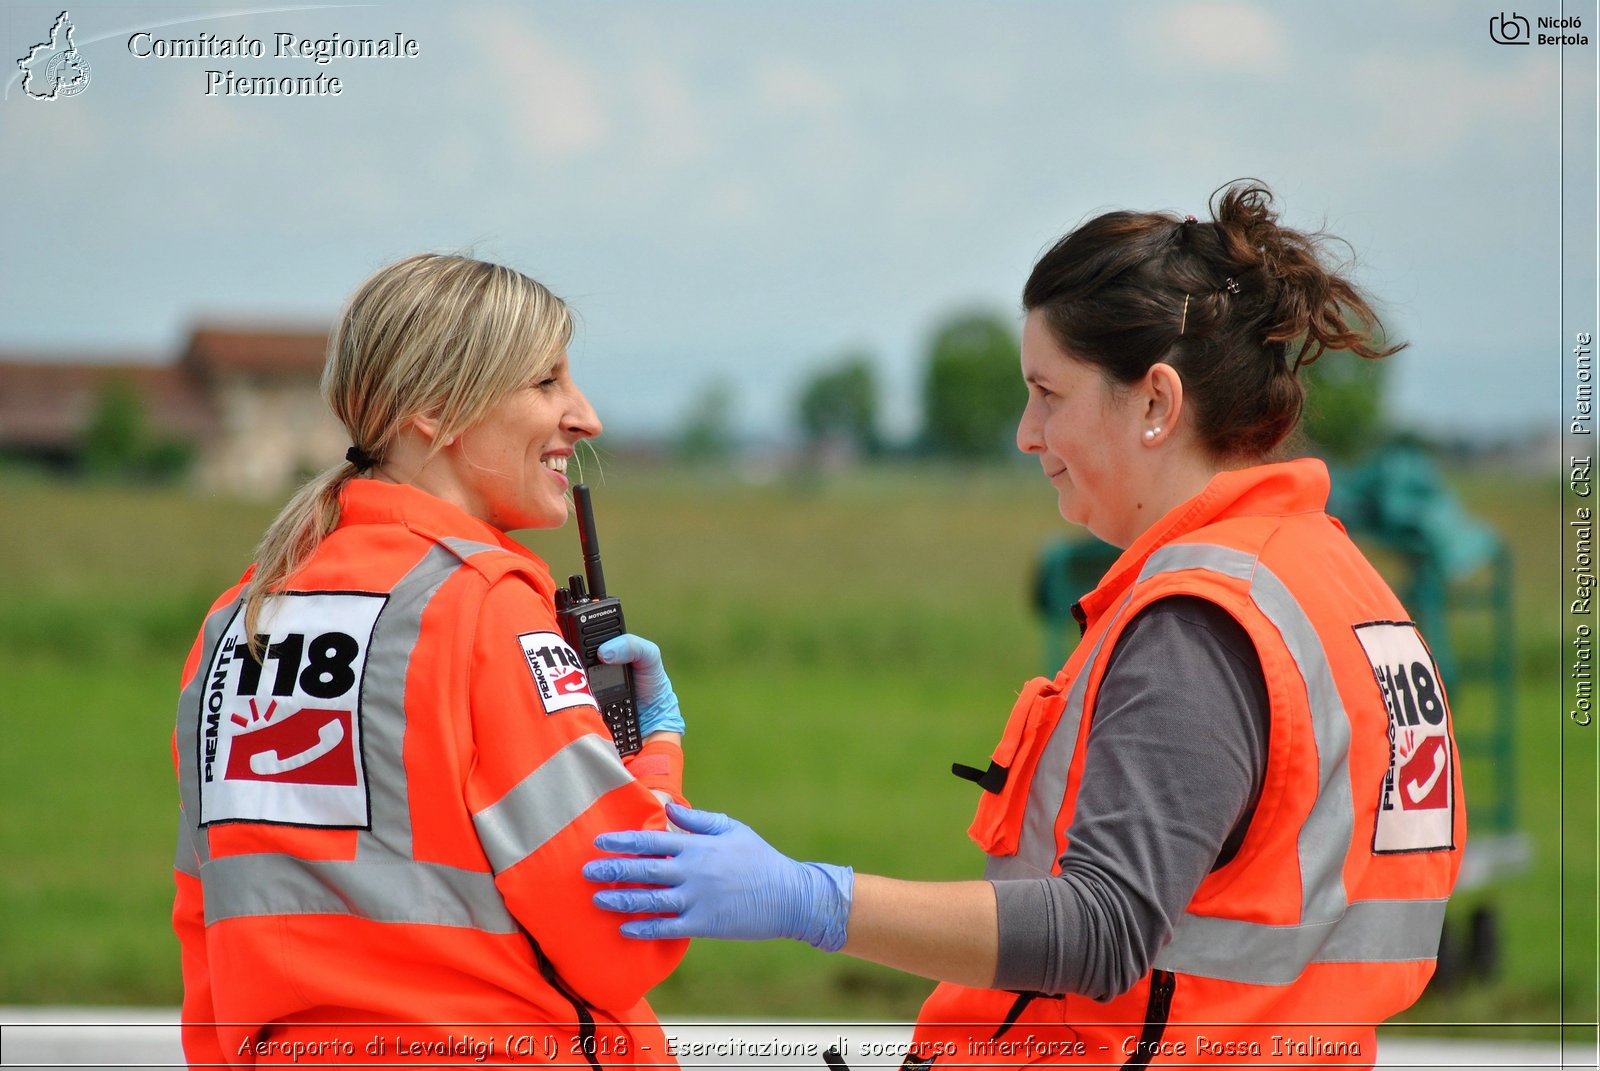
[584,183,1465,1068]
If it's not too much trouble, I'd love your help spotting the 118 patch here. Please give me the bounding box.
[198,592,385,828]
[517,631,595,714]
[1353,620,1457,854]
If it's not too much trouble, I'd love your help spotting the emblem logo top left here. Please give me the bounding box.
[16,11,91,101]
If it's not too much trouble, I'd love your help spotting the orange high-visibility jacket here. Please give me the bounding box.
[172,480,687,1068]
[908,460,1465,1070]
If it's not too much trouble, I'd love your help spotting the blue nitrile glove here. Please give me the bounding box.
[583,803,854,951]
[596,633,685,737]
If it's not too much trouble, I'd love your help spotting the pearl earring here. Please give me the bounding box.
[1143,427,1161,442]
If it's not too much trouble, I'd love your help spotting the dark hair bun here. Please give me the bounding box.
[1212,181,1402,370]
[1023,179,1404,459]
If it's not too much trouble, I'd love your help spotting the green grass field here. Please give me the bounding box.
[0,461,1592,1032]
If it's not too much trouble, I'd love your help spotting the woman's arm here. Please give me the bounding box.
[467,579,689,1012]
[586,804,1000,985]
[843,874,998,988]
[585,597,1267,1000]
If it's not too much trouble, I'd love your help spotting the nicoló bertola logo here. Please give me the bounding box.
[126,27,421,97]
[1490,11,1589,46]
[16,10,91,100]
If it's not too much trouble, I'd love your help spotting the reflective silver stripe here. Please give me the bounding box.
[473,733,633,873]
[1151,899,1449,985]
[1246,559,1356,926]
[174,811,200,878]
[996,540,1442,980]
[1317,898,1449,962]
[175,599,243,869]
[357,537,515,859]
[987,598,1138,882]
[441,537,509,562]
[201,853,518,933]
[355,545,465,861]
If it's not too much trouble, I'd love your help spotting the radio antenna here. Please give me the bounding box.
[573,484,607,599]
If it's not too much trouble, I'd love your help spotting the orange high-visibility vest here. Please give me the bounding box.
[172,479,686,1068]
[908,460,1465,1070]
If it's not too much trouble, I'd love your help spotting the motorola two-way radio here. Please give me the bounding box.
[555,484,643,756]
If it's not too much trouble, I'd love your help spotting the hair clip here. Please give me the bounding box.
[1223,277,1241,295]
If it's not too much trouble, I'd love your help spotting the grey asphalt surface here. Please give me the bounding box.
[1,1010,1594,1069]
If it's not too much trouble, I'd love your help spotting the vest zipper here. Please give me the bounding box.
[896,990,1046,1069]
[1121,969,1176,1069]
[991,991,1039,1041]
[521,924,604,1071]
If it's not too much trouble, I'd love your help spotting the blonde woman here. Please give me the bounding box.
[171,253,688,1068]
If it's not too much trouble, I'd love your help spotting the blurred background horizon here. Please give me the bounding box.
[1,0,1596,1042]
[2,0,1595,452]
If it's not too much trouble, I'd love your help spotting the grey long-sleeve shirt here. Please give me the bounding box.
[989,595,1270,1000]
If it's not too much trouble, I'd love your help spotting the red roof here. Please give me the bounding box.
[0,359,217,448]
[183,325,329,376]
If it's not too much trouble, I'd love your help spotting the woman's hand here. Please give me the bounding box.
[583,803,854,951]
[596,633,685,737]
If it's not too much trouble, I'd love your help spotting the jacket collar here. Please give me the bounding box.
[1076,458,1332,625]
[337,478,538,560]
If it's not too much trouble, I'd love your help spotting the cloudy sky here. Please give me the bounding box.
[1,0,1594,443]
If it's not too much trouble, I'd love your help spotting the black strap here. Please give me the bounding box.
[992,991,1038,1041]
[895,991,1036,1070]
[1121,969,1177,1069]
[951,759,1009,794]
[522,925,603,1071]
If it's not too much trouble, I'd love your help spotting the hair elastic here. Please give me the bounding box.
[346,444,380,470]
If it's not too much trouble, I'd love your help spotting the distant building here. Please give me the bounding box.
[0,325,343,496]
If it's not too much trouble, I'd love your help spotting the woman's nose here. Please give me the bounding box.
[567,386,602,440]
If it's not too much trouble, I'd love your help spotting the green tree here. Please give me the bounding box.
[81,377,195,483]
[920,311,1022,458]
[82,377,147,479]
[677,378,737,464]
[797,353,881,456]
[1299,342,1391,463]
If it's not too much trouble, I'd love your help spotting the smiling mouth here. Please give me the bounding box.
[540,454,569,475]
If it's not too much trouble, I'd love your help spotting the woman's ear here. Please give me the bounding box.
[408,410,451,446]
[1142,362,1185,440]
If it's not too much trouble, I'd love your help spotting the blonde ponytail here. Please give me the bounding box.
[239,253,572,656]
[241,462,352,651]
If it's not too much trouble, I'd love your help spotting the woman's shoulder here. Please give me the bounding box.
[437,536,557,597]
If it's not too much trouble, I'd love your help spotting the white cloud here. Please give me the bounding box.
[755,58,847,115]
[631,58,709,168]
[1354,51,1552,164]
[462,8,608,159]
[1145,1,1292,77]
